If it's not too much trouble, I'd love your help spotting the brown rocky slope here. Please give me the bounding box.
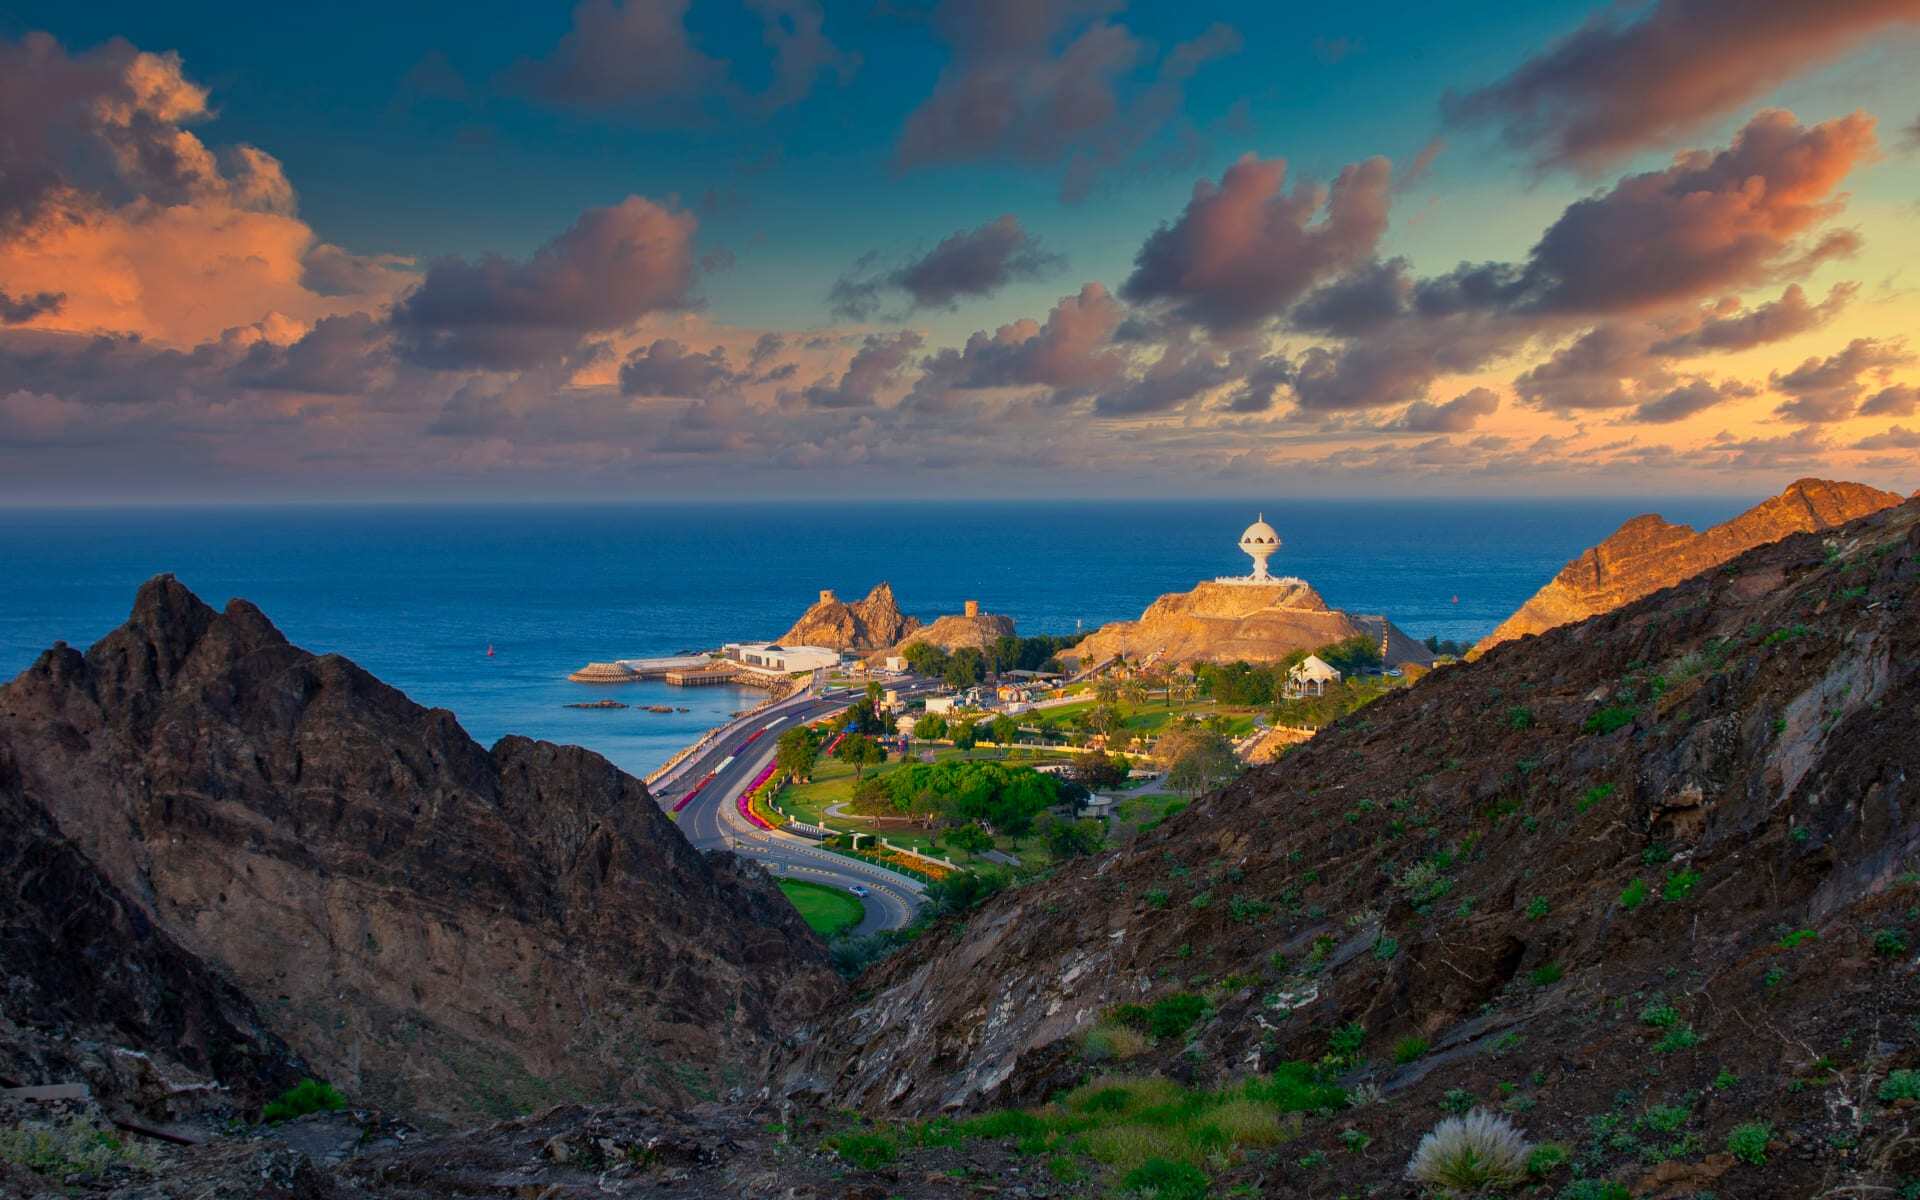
[1474,477,1903,656]
[781,497,1920,1197]
[1064,578,1433,670]
[778,582,919,650]
[0,577,841,1129]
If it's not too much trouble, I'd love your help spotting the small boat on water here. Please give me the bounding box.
[486,644,495,656]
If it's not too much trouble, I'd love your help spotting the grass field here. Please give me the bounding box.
[1031,698,1260,738]
[777,879,864,937]
[776,748,1075,868]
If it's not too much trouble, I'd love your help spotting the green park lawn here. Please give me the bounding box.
[774,749,1071,868]
[777,879,864,938]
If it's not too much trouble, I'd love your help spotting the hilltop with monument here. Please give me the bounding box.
[1061,516,1433,671]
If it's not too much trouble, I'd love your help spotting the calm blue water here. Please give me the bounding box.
[0,499,1750,775]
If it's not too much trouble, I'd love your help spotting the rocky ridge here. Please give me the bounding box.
[777,582,919,650]
[0,577,841,1129]
[1473,477,1903,656]
[1063,578,1432,670]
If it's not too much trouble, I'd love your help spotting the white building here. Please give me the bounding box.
[1286,654,1342,698]
[881,654,907,673]
[924,695,957,715]
[726,642,841,674]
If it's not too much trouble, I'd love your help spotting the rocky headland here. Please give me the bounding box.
[778,582,919,650]
[1063,578,1432,670]
[0,577,841,1130]
[1473,477,1903,656]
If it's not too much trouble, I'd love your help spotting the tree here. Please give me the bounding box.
[944,646,986,688]
[1161,729,1241,796]
[1094,679,1119,705]
[1036,812,1105,860]
[989,714,1018,745]
[1070,749,1130,790]
[912,711,948,740]
[834,733,888,781]
[902,641,949,678]
[1319,634,1383,674]
[1088,704,1128,739]
[775,726,819,782]
[989,634,1022,676]
[952,720,977,750]
[942,823,995,854]
[866,679,884,708]
[850,774,891,812]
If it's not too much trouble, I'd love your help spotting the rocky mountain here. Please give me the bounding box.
[778,583,919,650]
[899,600,1017,653]
[779,496,1920,1197]
[1063,579,1432,670]
[0,576,841,1129]
[1474,477,1903,657]
[1,751,309,1125]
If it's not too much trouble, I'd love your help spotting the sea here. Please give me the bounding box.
[0,498,1751,778]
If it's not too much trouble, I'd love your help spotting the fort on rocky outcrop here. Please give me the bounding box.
[900,598,1017,652]
[778,582,919,650]
[1474,477,1904,656]
[1063,516,1432,670]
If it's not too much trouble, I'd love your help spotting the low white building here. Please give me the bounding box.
[726,642,842,674]
[1285,654,1342,698]
[924,695,957,715]
[882,654,907,673]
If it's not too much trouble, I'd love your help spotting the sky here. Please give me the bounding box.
[2,0,1919,501]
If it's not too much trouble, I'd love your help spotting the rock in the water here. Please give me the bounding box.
[1474,476,1902,656]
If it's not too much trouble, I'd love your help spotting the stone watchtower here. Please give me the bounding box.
[963,599,980,618]
[819,589,837,605]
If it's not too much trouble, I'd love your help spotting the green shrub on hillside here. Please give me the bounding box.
[261,1078,346,1124]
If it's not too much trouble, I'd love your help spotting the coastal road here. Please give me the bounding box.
[652,678,936,935]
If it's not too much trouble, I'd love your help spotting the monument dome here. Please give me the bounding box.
[1239,514,1281,581]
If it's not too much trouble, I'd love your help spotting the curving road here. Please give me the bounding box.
[652,677,935,935]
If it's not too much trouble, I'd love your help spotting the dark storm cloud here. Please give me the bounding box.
[233,313,391,395]
[389,196,700,370]
[1446,0,1920,172]
[1859,385,1919,418]
[893,1,1239,200]
[1121,153,1391,333]
[1626,378,1756,424]
[1398,386,1499,432]
[795,331,923,408]
[0,289,64,324]
[829,215,1064,319]
[502,0,855,117]
[1770,337,1915,423]
[618,338,740,397]
[1648,283,1854,356]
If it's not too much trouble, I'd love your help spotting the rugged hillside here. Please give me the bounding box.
[778,582,919,650]
[1,754,308,1123]
[0,577,841,1128]
[1064,578,1433,670]
[1475,477,1903,656]
[784,498,1920,1197]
